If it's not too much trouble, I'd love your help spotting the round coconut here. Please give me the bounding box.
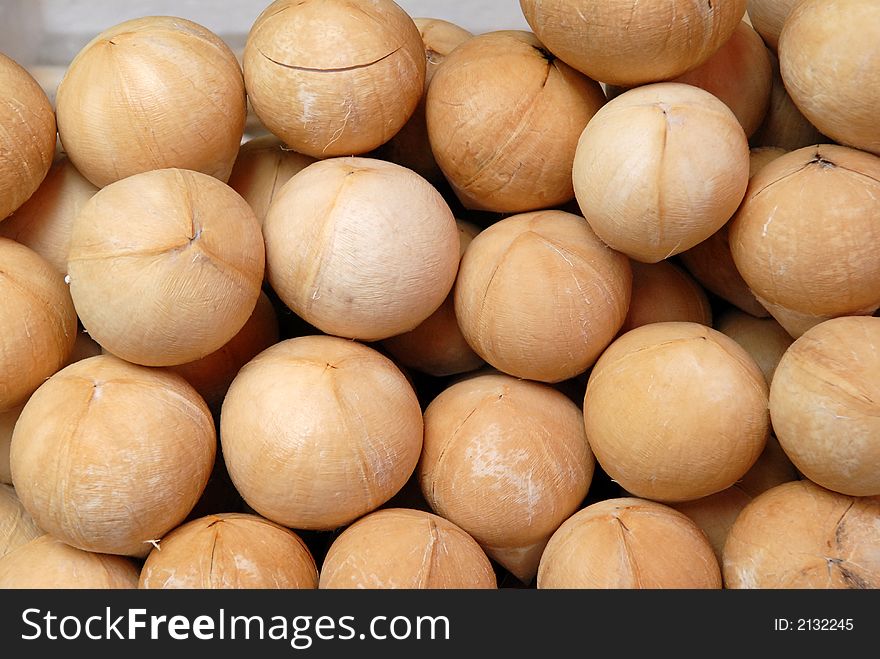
[419,373,594,583]
[537,498,721,589]
[584,322,770,502]
[0,52,56,221]
[426,30,605,212]
[780,0,880,156]
[243,0,425,159]
[770,316,880,496]
[55,16,245,188]
[0,154,98,275]
[382,220,484,377]
[729,145,880,337]
[0,534,139,589]
[520,0,746,86]
[747,0,802,52]
[573,83,750,263]
[723,480,880,588]
[0,484,41,558]
[221,336,423,531]
[453,210,631,382]
[715,308,793,385]
[67,168,264,366]
[319,508,497,589]
[263,157,459,341]
[139,513,317,589]
[0,238,77,411]
[619,260,711,334]
[10,355,216,557]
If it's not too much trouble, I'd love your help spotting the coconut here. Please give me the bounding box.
[715,308,793,385]
[0,52,56,221]
[537,498,721,589]
[770,316,880,496]
[243,0,425,158]
[584,322,769,502]
[139,513,317,589]
[55,16,246,188]
[10,355,216,557]
[747,0,802,52]
[453,210,631,383]
[0,484,41,558]
[520,0,746,86]
[319,508,496,589]
[573,83,750,263]
[419,373,594,583]
[263,157,459,341]
[729,145,880,337]
[619,260,711,334]
[0,535,139,589]
[723,480,880,588]
[67,168,264,366]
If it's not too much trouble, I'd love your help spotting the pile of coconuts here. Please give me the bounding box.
[1,0,878,590]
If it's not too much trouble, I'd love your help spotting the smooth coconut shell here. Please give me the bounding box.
[10,355,216,557]
[454,210,631,383]
[56,16,246,188]
[573,83,750,263]
[168,291,279,412]
[139,513,317,589]
[537,498,721,589]
[226,135,315,228]
[723,480,880,588]
[0,238,77,411]
[0,52,56,221]
[619,260,711,334]
[373,18,473,184]
[748,0,801,52]
[780,0,880,156]
[770,317,880,496]
[244,0,425,159]
[716,308,793,385]
[0,534,139,589]
[520,0,746,86]
[319,508,497,589]
[263,157,459,341]
[584,322,770,502]
[68,168,264,366]
[419,373,594,583]
[426,30,606,213]
[729,145,880,337]
[0,154,98,275]
[382,221,484,377]
[221,336,423,530]
[0,484,41,558]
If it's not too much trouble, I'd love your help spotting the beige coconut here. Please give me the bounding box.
[0,52,56,221]
[0,154,98,275]
[619,260,711,334]
[56,17,245,188]
[382,220,484,377]
[716,309,793,385]
[67,168,264,366]
[139,513,317,589]
[221,336,423,530]
[244,0,425,159]
[748,0,802,52]
[573,83,750,263]
[752,52,824,151]
[454,210,631,383]
[427,30,605,213]
[0,238,77,411]
[319,508,497,589]
[723,480,880,588]
[729,145,880,337]
[419,373,594,583]
[10,355,216,557]
[263,157,459,341]
[0,484,41,558]
[0,534,139,589]
[780,0,880,156]
[520,0,746,86]
[537,498,721,589]
[584,322,770,502]
[770,317,880,496]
